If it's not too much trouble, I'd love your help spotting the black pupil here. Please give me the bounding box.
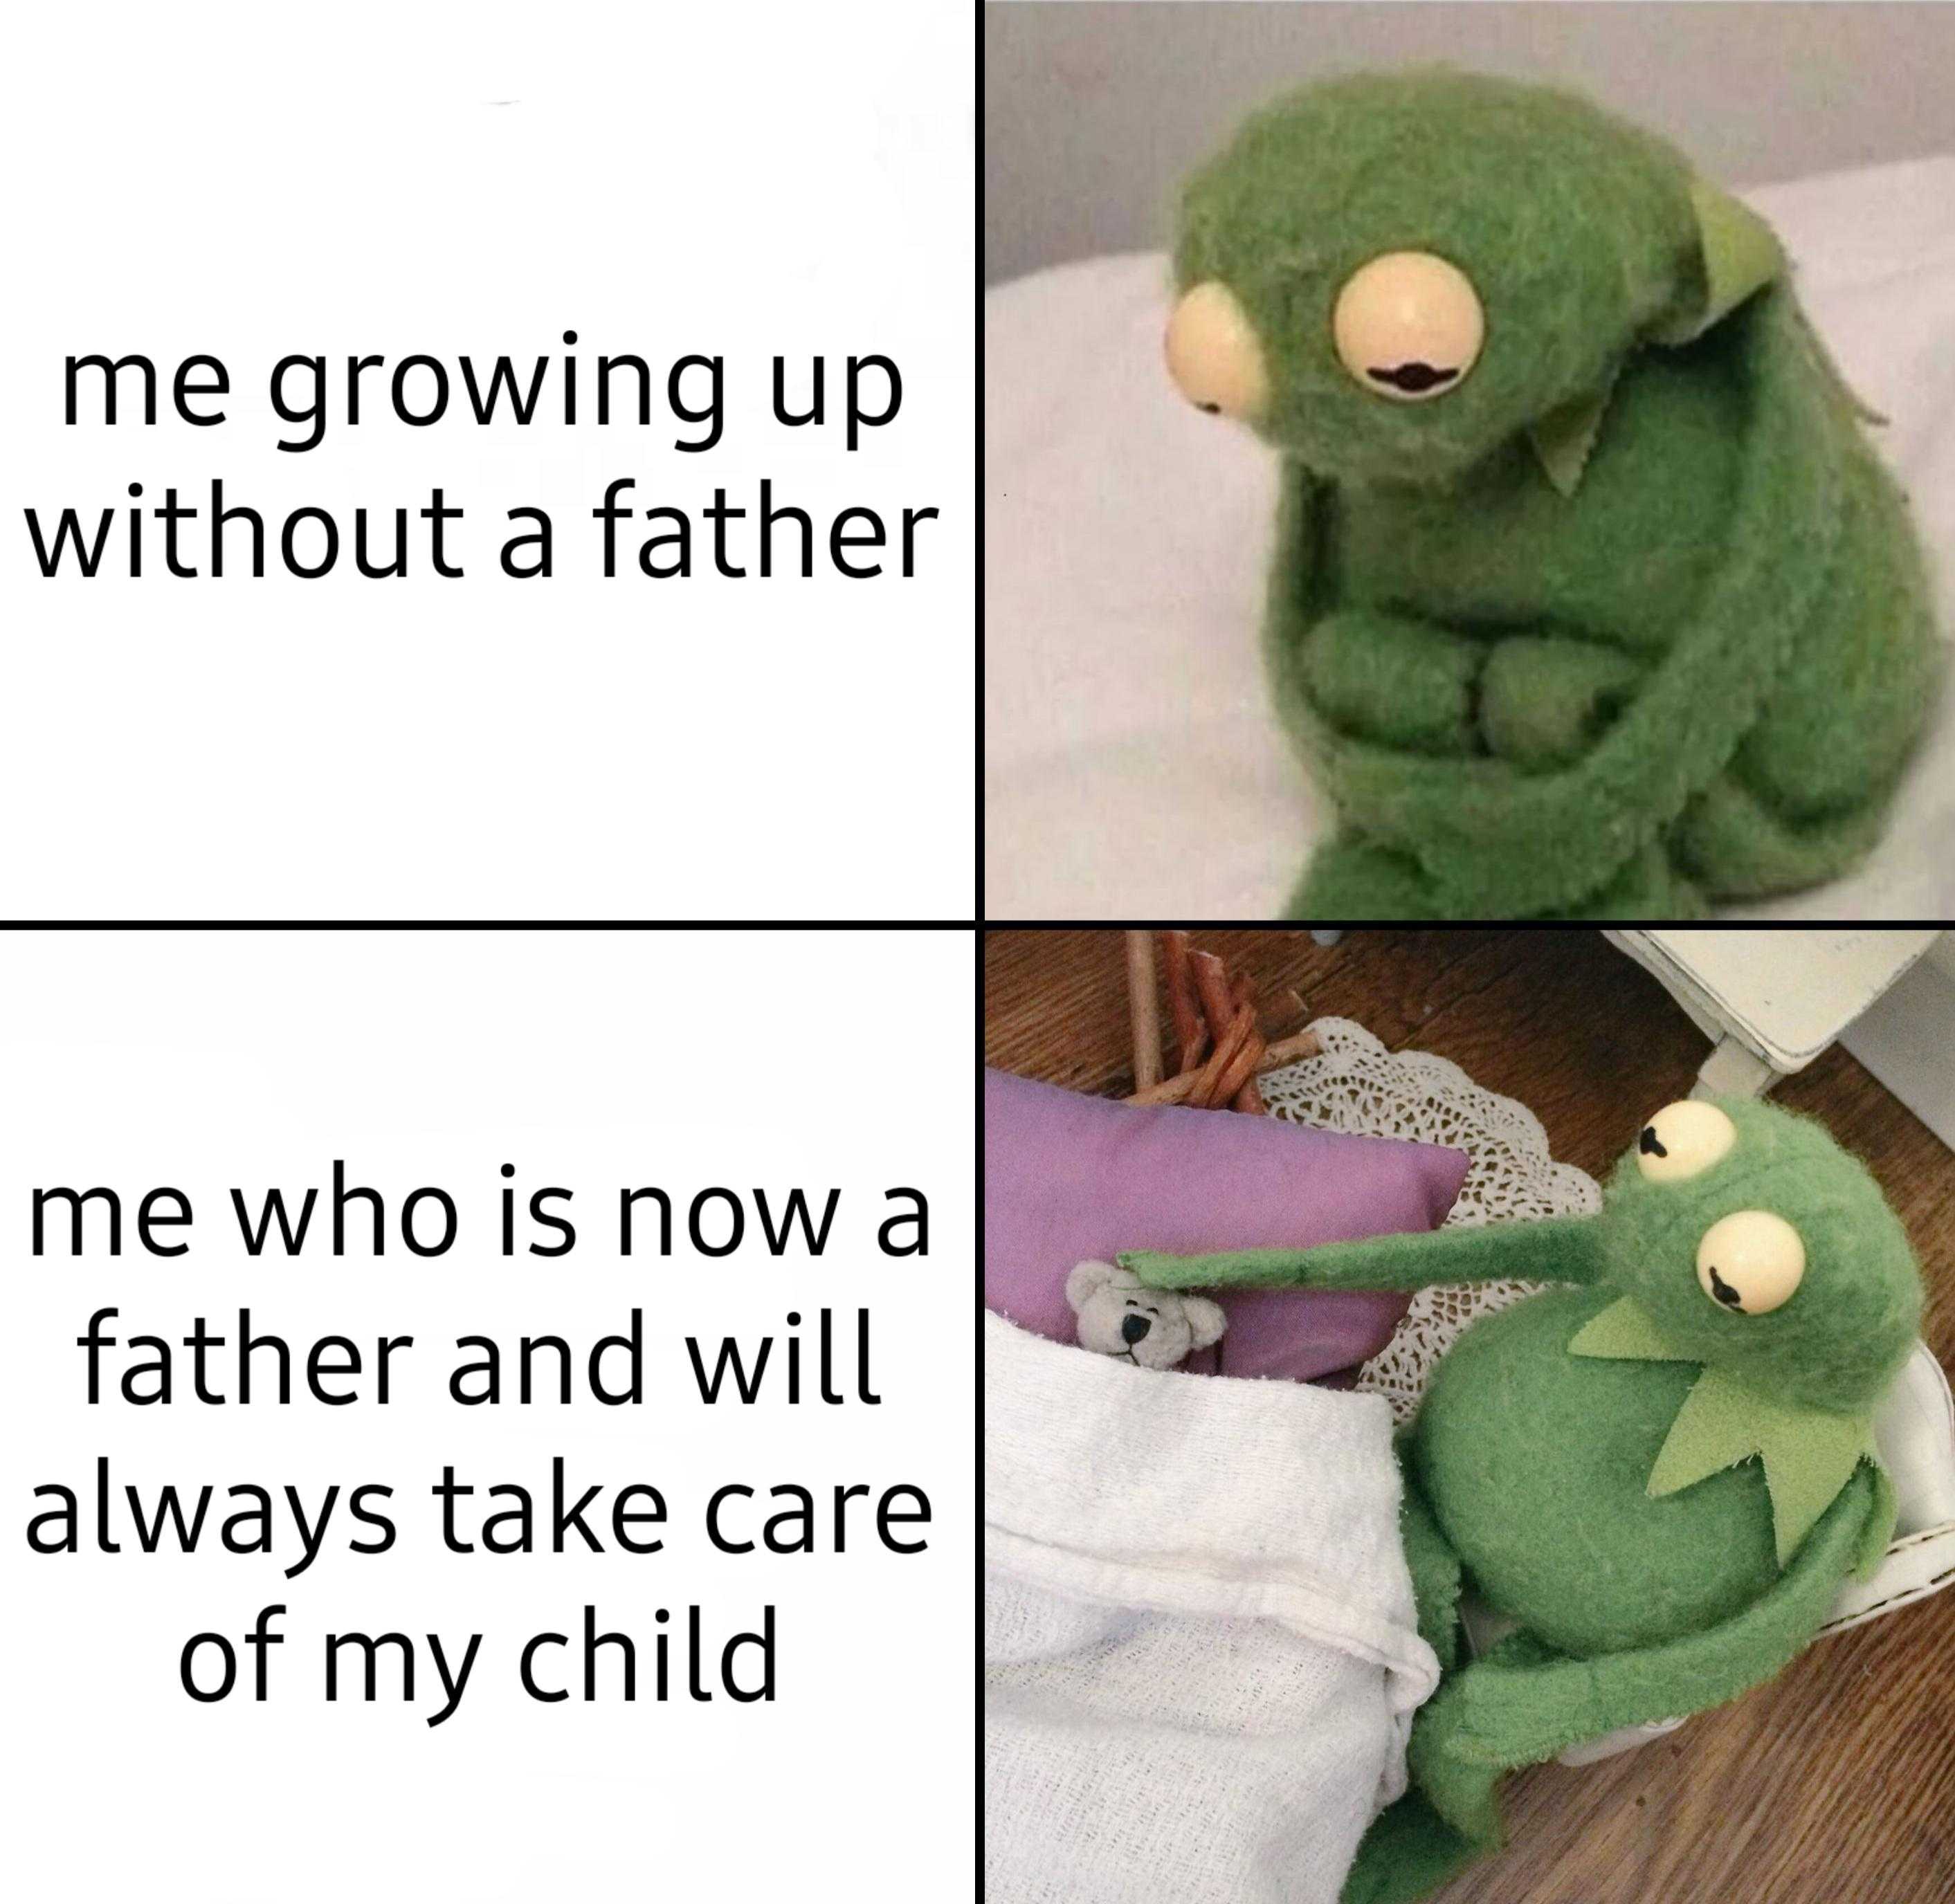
[1366,361,1459,394]
[1639,1126,1668,1157]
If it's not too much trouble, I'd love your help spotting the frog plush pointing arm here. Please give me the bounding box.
[1122,1097,1922,1904]
[1165,72,1941,919]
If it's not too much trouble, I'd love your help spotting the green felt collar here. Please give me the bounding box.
[1525,373,1617,499]
[1525,310,1888,500]
[1569,1297,1893,1573]
[1527,177,1792,498]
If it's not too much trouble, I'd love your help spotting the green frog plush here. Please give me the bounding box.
[1123,1096,1922,1903]
[1165,71,1941,919]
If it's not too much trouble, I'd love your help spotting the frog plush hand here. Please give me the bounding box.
[1166,71,1941,919]
[1123,1097,1922,1904]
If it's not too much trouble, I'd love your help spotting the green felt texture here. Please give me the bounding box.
[1571,1294,1893,1572]
[1525,369,1617,497]
[1125,1099,1922,1900]
[1589,1095,1922,1413]
[1408,1469,1875,1864]
[1123,1210,1605,1295]
[1646,1364,1883,1570]
[1300,611,1483,756]
[1134,1097,1920,1411]
[1649,178,1785,345]
[1414,1285,1785,1656]
[1479,637,1646,770]
[1342,1788,1479,1904]
[1286,831,1706,920]
[1177,70,1941,919]
[1398,1452,1463,1674]
[1566,1292,1689,1360]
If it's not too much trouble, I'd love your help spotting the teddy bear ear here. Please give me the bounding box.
[1182,1295,1228,1351]
[1648,177,1784,347]
[1065,1259,1122,1312]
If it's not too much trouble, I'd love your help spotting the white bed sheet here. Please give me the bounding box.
[985,156,1955,919]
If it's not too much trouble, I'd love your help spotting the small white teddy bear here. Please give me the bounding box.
[1065,1259,1226,1370]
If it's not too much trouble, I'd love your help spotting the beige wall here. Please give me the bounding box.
[985,1,1955,283]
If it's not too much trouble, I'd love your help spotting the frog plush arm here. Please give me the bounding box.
[1340,1449,1888,1904]
[1269,461,1505,760]
[1408,1463,1878,1849]
[1123,1211,1606,1294]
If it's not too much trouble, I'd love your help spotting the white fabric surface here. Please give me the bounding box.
[986,155,1955,918]
[985,1312,1438,1904]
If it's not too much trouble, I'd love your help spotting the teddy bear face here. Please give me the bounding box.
[1066,1259,1226,1370]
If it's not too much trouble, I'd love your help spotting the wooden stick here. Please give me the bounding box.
[1192,954,1269,1115]
[1209,1005,1265,1110]
[1228,973,1267,1115]
[1123,1027,1324,1106]
[1184,1001,1256,1108]
[1125,931,1163,1090]
[1189,949,1236,1040]
[1160,931,1203,1072]
[1187,949,1250,1110]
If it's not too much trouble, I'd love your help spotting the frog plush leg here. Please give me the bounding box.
[1340,1461,1476,1904]
[1398,1455,1463,1674]
[1287,834,1449,921]
[1544,839,1706,920]
[1669,441,1941,901]
[1289,830,1704,921]
[1124,1209,1606,1296]
[1410,1467,1875,1861]
[1341,1790,1480,1904]
[1667,774,1891,899]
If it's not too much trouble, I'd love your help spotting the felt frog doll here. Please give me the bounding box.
[1164,71,1942,919]
[1122,1096,1922,1904]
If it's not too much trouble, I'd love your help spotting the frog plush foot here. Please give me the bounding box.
[1563,841,1704,919]
[1341,1789,1477,1904]
[1286,836,1447,919]
[1670,768,1899,901]
[1671,435,1942,901]
[1288,834,1704,920]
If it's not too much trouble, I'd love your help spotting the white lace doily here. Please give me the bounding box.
[1257,1017,1601,1423]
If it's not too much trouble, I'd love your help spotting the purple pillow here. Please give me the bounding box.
[985,1068,1469,1382]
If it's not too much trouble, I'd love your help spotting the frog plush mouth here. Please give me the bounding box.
[1366,360,1460,394]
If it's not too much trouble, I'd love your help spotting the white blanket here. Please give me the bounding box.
[985,1313,1437,1904]
[985,156,1955,918]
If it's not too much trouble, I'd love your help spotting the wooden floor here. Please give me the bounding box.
[985,928,1955,1904]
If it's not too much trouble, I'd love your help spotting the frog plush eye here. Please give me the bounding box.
[1695,1209,1806,1315]
[1635,1101,1736,1182]
[1165,281,1269,421]
[1332,252,1484,402]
